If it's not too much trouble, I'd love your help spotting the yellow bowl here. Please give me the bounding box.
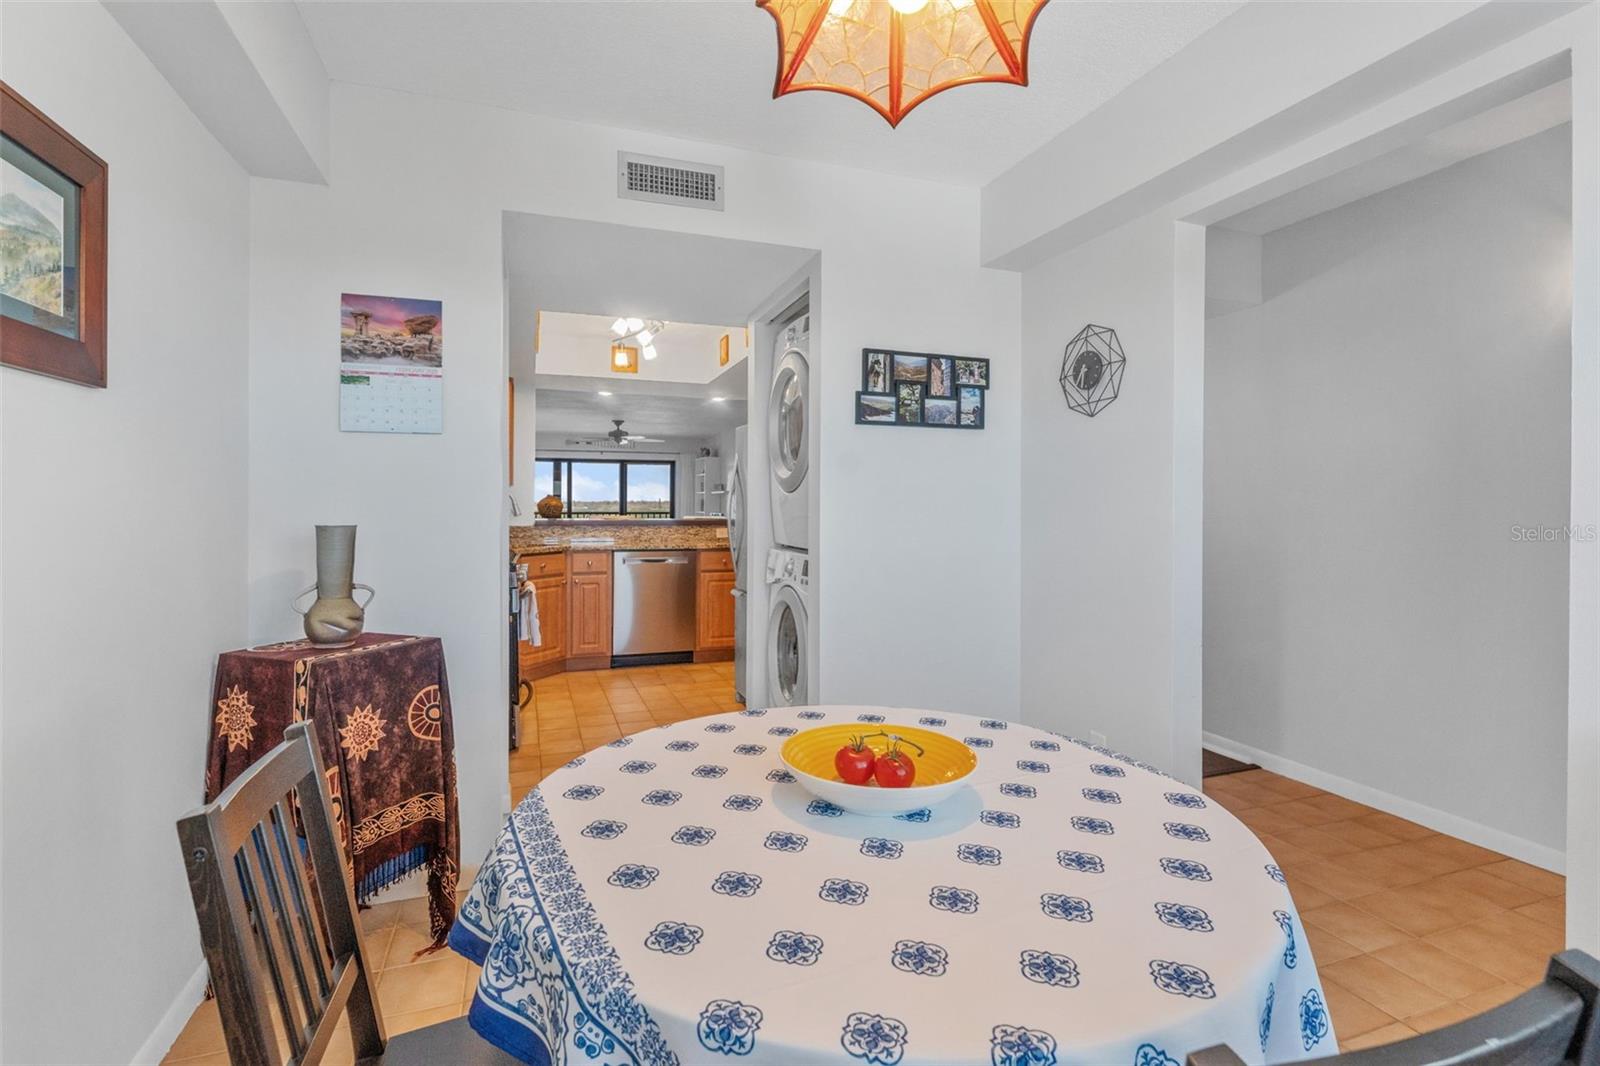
[780,723,978,816]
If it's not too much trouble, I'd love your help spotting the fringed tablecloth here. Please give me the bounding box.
[206,633,460,949]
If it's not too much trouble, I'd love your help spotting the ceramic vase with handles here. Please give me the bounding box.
[291,525,376,647]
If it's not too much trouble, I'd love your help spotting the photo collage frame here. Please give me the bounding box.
[856,348,987,430]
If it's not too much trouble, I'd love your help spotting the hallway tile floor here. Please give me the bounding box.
[1203,768,1565,1051]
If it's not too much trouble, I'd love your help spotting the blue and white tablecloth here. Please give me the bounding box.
[450,707,1334,1066]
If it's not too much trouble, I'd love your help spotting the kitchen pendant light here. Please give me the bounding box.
[759,0,1048,127]
[605,318,667,370]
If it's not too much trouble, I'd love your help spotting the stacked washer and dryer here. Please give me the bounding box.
[765,313,811,707]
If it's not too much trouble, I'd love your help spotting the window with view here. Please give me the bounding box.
[533,459,675,517]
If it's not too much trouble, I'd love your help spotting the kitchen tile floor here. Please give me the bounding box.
[511,660,744,805]
[164,675,1564,1061]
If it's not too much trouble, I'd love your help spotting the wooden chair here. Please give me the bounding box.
[176,721,518,1065]
[1187,949,1599,1065]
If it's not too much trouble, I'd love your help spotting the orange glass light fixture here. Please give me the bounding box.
[758,0,1048,127]
[610,344,639,374]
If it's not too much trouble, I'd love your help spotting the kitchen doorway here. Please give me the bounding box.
[500,213,817,793]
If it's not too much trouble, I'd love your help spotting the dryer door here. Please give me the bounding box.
[768,348,810,495]
[767,583,808,707]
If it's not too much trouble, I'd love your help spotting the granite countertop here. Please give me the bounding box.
[511,519,730,555]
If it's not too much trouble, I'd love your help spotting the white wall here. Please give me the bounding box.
[1204,127,1573,860]
[247,82,1022,888]
[1019,214,1201,779]
[0,3,250,1062]
[509,375,539,515]
[1566,2,1600,954]
[1013,9,1598,937]
[714,423,739,493]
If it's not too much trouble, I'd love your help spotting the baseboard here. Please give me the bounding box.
[523,659,564,681]
[132,960,208,1065]
[1202,731,1565,874]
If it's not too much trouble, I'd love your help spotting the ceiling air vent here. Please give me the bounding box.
[618,151,724,211]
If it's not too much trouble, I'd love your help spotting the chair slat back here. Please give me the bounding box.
[177,722,387,1065]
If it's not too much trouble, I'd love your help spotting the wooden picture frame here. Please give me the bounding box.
[1,81,107,387]
[857,348,989,430]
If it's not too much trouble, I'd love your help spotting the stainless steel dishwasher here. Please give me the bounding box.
[613,550,698,661]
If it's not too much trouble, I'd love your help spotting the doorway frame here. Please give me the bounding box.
[742,258,823,709]
[1165,5,1598,951]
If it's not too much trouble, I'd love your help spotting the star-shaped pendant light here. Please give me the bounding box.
[758,0,1049,127]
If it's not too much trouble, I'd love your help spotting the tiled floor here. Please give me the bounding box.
[161,893,480,1065]
[511,660,745,805]
[165,672,1565,1061]
[1204,768,1566,1052]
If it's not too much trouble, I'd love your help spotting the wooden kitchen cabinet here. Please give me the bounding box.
[696,550,736,659]
[519,552,567,679]
[567,552,612,668]
[518,544,734,676]
[698,548,733,572]
[522,552,566,582]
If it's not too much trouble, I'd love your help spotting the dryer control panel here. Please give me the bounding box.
[765,548,809,588]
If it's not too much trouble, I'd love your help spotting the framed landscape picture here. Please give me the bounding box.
[857,348,989,430]
[1,81,107,387]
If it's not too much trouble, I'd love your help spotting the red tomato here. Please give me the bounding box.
[835,740,876,785]
[874,749,916,788]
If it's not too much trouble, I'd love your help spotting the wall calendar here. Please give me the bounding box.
[338,292,444,434]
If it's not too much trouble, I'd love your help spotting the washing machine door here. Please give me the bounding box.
[768,347,809,495]
[767,583,808,707]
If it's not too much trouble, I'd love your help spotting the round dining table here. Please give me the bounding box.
[450,707,1335,1066]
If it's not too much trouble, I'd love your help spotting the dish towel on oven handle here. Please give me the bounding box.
[518,580,540,646]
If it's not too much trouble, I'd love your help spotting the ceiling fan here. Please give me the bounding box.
[604,419,663,446]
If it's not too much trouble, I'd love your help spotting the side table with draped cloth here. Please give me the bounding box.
[206,633,461,949]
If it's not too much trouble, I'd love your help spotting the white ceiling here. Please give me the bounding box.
[535,379,747,441]
[505,213,812,325]
[297,0,1242,186]
[505,213,813,378]
[1216,80,1573,235]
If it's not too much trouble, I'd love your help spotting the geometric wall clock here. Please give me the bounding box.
[1059,324,1126,417]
